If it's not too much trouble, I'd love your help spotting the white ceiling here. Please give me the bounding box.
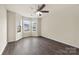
[5,4,79,18]
[5,4,50,18]
[5,4,39,17]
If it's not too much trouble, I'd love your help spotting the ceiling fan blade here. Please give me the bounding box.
[40,11,49,13]
[37,4,45,11]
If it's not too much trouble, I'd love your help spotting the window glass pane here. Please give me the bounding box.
[32,21,37,31]
[16,20,21,33]
[23,19,30,31]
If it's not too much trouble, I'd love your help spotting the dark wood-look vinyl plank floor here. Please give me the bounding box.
[2,36,79,55]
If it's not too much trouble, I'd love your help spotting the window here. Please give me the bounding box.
[23,18,37,32]
[23,19,30,31]
[32,21,37,31]
[16,20,21,33]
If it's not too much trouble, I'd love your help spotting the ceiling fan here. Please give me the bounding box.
[36,4,49,16]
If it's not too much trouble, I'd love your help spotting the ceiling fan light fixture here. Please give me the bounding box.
[36,11,42,16]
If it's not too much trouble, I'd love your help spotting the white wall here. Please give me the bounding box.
[0,5,7,54]
[41,5,79,48]
[7,11,16,42]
